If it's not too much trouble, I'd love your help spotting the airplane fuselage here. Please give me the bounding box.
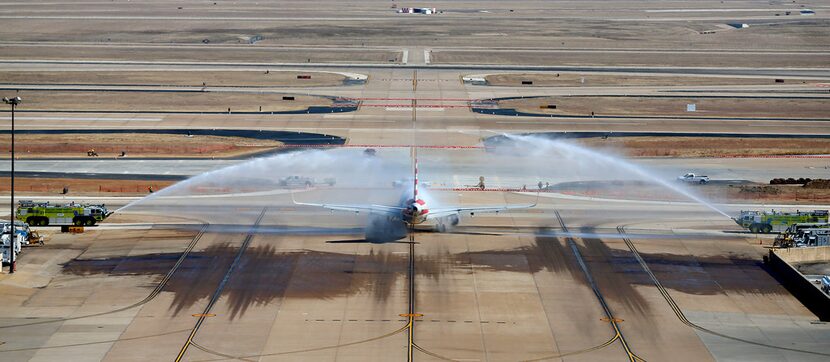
[401,198,429,225]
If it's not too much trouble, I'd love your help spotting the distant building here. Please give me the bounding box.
[397,7,437,14]
[727,23,749,29]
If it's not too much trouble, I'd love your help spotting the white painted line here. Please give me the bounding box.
[1,116,163,122]
[424,49,431,64]
[401,49,409,64]
[270,118,395,123]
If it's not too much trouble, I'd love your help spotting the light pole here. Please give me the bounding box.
[3,96,20,273]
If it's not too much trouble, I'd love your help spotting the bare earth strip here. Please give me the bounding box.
[9,90,333,113]
[2,133,284,159]
[0,71,347,87]
[0,44,400,64]
[576,137,830,157]
[484,73,820,87]
[0,16,827,50]
[435,50,830,68]
[499,96,830,119]
[0,177,174,196]
[554,181,830,204]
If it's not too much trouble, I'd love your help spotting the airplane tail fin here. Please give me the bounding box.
[413,148,419,200]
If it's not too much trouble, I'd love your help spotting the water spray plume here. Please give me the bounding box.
[502,134,733,219]
[116,148,409,216]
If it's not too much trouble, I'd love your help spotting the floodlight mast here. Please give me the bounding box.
[3,96,21,273]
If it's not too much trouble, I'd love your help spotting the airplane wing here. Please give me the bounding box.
[292,194,404,216]
[426,201,537,219]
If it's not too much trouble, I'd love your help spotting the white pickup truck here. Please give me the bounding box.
[677,173,710,184]
[278,176,336,188]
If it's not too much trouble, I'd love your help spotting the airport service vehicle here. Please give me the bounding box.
[16,200,110,226]
[774,222,830,247]
[797,228,830,247]
[2,222,41,246]
[393,178,432,188]
[1,232,21,264]
[677,173,710,184]
[293,153,536,242]
[278,176,336,188]
[735,210,828,234]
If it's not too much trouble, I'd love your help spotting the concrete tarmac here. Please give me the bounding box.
[1,16,829,359]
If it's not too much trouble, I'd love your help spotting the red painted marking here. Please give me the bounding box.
[359,104,473,108]
[720,155,830,159]
[275,144,485,149]
[344,97,475,101]
[434,187,551,192]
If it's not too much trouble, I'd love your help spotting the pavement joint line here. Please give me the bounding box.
[175,208,267,362]
[0,223,208,330]
[555,210,643,362]
[616,225,830,358]
[305,319,512,324]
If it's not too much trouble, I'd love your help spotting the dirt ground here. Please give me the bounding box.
[576,137,830,157]
[12,90,333,113]
[484,73,818,87]
[499,96,830,119]
[0,177,174,196]
[3,133,284,159]
[435,50,830,68]
[0,44,400,64]
[0,71,347,87]
[1,3,826,51]
[553,181,830,204]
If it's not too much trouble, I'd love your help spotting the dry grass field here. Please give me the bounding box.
[1,1,827,64]
[0,177,174,195]
[434,50,830,67]
[12,89,333,112]
[484,72,819,87]
[0,44,400,64]
[0,71,347,87]
[499,96,830,119]
[5,133,284,159]
[576,136,830,157]
[554,180,830,204]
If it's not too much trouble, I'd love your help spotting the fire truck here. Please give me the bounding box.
[15,200,110,226]
[734,210,828,234]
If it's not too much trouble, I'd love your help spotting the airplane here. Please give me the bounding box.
[292,153,537,242]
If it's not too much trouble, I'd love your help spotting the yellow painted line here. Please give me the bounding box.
[600,317,624,323]
[399,313,423,317]
[191,313,216,317]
